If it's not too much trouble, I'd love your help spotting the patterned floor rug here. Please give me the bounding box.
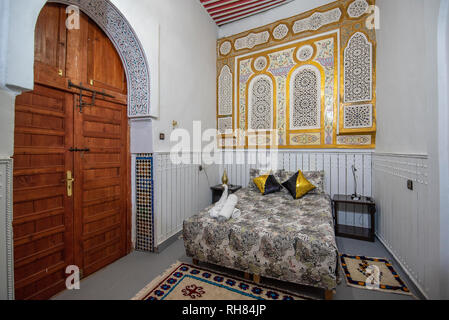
[133,262,309,300]
[340,254,413,296]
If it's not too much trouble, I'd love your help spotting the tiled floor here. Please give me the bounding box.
[53,237,423,300]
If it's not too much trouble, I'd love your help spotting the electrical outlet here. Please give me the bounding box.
[407,180,414,191]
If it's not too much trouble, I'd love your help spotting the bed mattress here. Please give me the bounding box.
[183,188,338,290]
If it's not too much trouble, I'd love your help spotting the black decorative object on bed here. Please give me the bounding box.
[282,170,316,199]
[253,174,282,195]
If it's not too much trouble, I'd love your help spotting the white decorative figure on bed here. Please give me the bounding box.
[209,184,228,218]
[218,194,241,222]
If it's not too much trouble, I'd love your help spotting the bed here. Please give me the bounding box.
[183,171,339,298]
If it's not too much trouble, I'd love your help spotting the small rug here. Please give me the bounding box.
[340,254,412,296]
[133,262,308,300]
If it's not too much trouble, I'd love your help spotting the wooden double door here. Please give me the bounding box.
[13,3,131,300]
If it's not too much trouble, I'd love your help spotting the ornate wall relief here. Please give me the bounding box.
[220,41,232,56]
[217,0,376,149]
[254,56,268,72]
[289,66,322,130]
[344,104,373,129]
[292,8,342,34]
[337,135,372,145]
[234,31,270,51]
[248,75,274,130]
[218,65,233,116]
[344,32,373,103]
[297,45,315,62]
[273,24,289,40]
[347,0,370,18]
[218,117,233,134]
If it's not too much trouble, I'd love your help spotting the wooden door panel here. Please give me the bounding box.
[65,11,89,85]
[34,4,67,77]
[73,96,128,278]
[87,21,127,94]
[14,3,130,299]
[13,85,74,300]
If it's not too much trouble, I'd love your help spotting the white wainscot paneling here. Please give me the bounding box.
[219,150,373,228]
[373,153,437,299]
[0,159,14,300]
[153,153,219,247]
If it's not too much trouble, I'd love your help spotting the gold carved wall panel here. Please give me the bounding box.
[217,0,377,149]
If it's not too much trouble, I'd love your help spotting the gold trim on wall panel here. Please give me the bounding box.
[339,25,377,136]
[220,0,376,149]
[245,73,277,140]
[216,60,235,134]
[217,0,376,60]
[286,61,326,141]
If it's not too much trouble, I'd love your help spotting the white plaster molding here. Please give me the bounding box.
[0,0,10,91]
[438,0,449,299]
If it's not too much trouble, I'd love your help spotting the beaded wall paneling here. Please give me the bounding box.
[135,154,155,252]
[0,159,14,300]
[217,0,377,149]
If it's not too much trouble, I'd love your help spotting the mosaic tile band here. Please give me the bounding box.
[135,154,155,252]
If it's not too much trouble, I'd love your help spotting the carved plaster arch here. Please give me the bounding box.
[48,0,151,118]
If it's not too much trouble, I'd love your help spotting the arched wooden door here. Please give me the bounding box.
[13,3,131,300]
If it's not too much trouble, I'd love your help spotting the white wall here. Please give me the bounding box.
[0,90,15,158]
[375,0,442,299]
[111,0,218,154]
[376,0,440,155]
[0,0,219,297]
[218,0,334,38]
[110,0,219,246]
[438,0,449,300]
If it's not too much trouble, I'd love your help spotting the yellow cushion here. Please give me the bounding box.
[253,174,282,195]
[282,170,316,199]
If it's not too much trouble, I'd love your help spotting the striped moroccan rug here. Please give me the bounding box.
[133,262,309,301]
[340,254,413,296]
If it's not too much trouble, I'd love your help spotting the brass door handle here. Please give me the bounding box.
[62,171,75,197]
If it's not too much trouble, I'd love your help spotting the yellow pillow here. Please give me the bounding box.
[253,174,282,195]
[281,170,316,199]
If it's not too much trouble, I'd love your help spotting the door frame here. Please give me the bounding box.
[4,0,156,299]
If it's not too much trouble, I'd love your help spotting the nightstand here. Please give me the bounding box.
[332,195,376,242]
[211,185,242,204]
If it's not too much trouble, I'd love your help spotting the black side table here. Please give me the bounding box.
[332,195,376,242]
[211,185,242,204]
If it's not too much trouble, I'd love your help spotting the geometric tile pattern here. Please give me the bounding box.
[344,32,373,103]
[344,104,373,129]
[293,8,342,34]
[249,75,273,130]
[273,24,289,40]
[347,0,369,18]
[135,154,155,252]
[235,31,270,51]
[218,65,233,116]
[290,66,321,130]
[218,117,233,134]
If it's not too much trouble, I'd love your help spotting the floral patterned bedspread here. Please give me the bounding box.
[183,188,338,290]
